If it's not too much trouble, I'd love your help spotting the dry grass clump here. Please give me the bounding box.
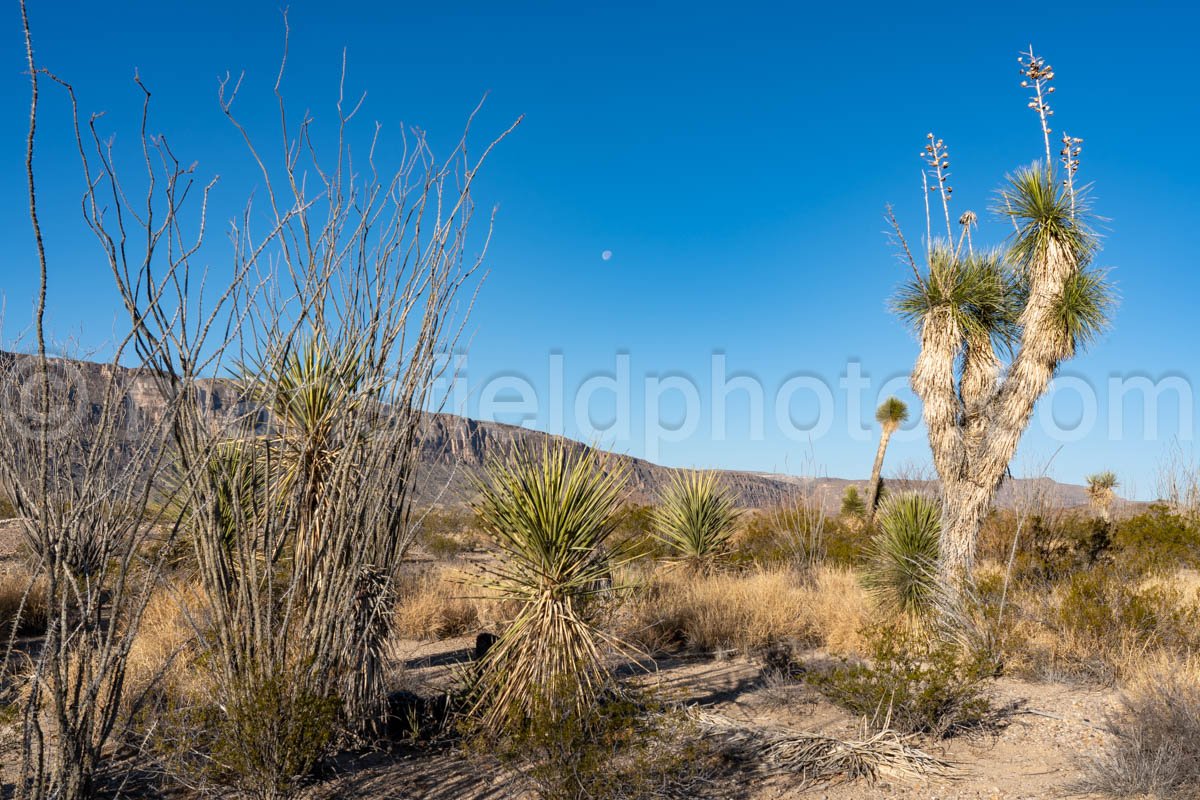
[393,568,482,640]
[619,566,870,657]
[1083,654,1200,798]
[804,567,871,655]
[124,581,208,706]
[0,566,48,639]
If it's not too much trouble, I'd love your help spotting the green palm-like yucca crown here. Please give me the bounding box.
[863,493,943,620]
[652,469,742,570]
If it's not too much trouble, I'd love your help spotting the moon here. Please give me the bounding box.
[601,250,613,262]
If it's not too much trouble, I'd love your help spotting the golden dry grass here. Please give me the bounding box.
[0,566,47,638]
[393,567,483,640]
[618,565,871,656]
[1084,652,1200,797]
[124,580,209,706]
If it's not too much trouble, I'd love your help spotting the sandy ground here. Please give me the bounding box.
[300,636,1118,800]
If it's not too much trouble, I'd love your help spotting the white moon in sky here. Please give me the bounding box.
[601,250,613,261]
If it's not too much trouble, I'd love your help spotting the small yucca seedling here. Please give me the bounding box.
[841,485,866,518]
[652,470,741,571]
[864,494,943,620]
[469,441,630,730]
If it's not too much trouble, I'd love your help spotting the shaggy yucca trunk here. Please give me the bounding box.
[938,239,1079,579]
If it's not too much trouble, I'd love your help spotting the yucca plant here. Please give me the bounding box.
[865,397,910,524]
[1086,471,1119,522]
[469,441,630,731]
[652,470,742,571]
[889,49,1115,582]
[864,494,943,621]
[841,485,866,518]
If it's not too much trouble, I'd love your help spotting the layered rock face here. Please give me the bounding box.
[0,351,1097,513]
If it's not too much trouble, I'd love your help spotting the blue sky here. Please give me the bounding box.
[2,1,1197,498]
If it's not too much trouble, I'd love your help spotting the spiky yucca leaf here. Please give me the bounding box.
[875,397,910,429]
[652,470,742,571]
[1000,163,1096,269]
[469,441,630,730]
[864,494,942,620]
[1055,267,1113,354]
[892,245,1022,350]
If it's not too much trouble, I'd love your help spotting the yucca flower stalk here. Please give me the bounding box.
[652,470,742,572]
[469,441,632,730]
[863,494,943,621]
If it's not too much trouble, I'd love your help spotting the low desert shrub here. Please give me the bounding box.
[487,680,715,800]
[1083,655,1200,798]
[155,666,340,800]
[1114,505,1200,573]
[393,569,480,640]
[808,625,996,739]
[1058,565,1200,654]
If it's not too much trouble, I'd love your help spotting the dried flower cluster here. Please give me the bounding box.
[1019,47,1056,165]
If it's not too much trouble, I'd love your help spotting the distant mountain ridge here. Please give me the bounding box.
[0,351,1108,514]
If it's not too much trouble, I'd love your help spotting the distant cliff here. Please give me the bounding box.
[0,351,1102,514]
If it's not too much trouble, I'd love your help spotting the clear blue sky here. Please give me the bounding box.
[2,1,1197,498]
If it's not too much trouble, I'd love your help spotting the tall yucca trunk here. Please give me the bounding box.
[937,238,1077,579]
[865,423,896,524]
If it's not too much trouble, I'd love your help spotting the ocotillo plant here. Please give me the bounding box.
[889,48,1113,583]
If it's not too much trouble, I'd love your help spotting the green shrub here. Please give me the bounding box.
[420,530,465,559]
[489,679,714,800]
[809,625,996,739]
[1058,565,1200,652]
[1115,506,1200,573]
[156,668,340,799]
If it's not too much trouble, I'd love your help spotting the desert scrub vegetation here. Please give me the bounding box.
[963,506,1200,682]
[393,567,482,640]
[808,625,998,739]
[485,681,718,800]
[619,565,870,657]
[0,566,48,640]
[1083,654,1200,798]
